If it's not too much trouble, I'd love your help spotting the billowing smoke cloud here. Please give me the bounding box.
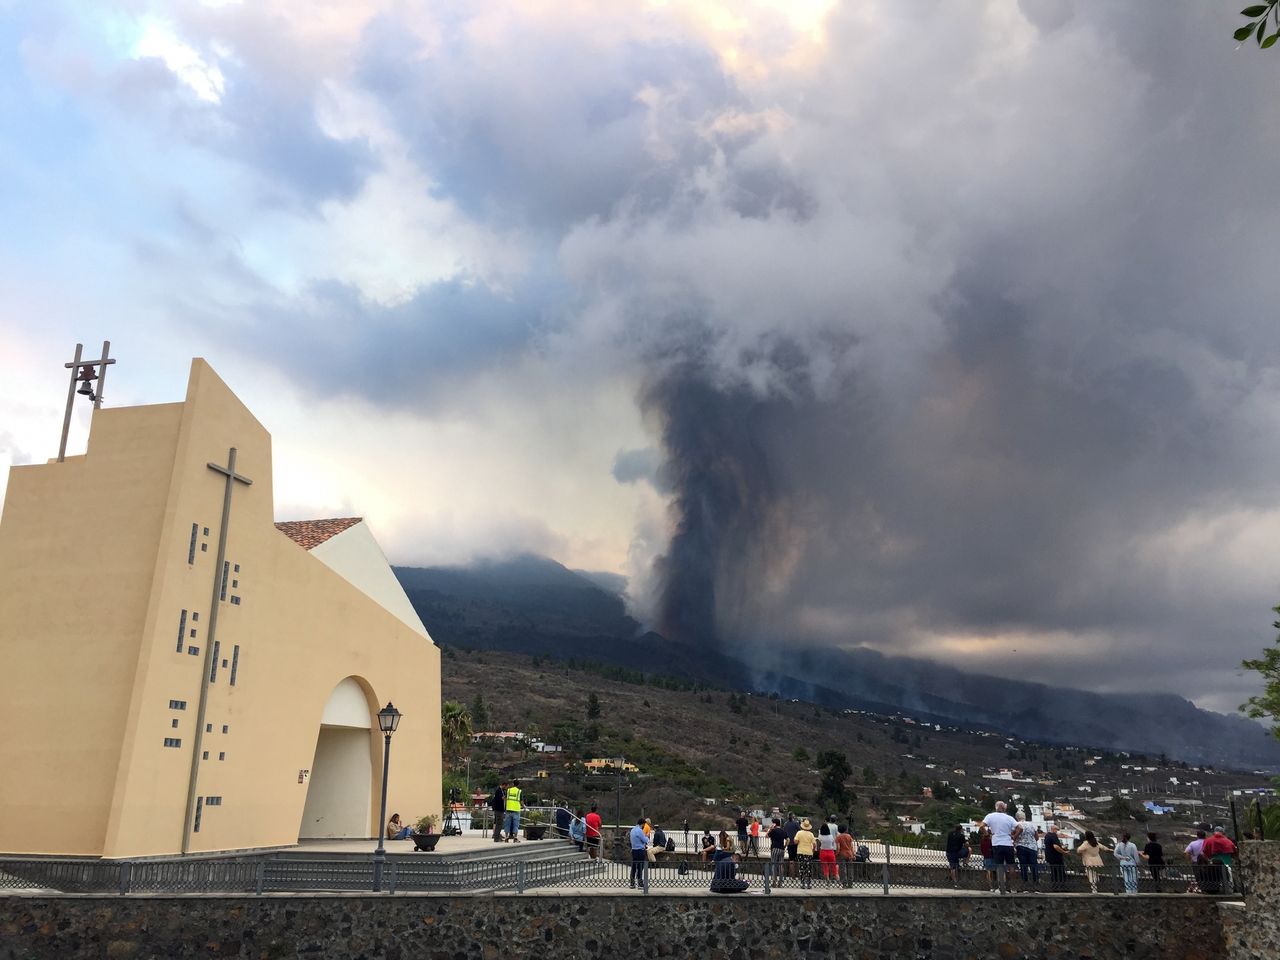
[23,1,1280,711]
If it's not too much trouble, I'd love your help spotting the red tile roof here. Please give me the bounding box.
[275,517,363,551]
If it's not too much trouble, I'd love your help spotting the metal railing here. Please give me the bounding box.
[0,841,1244,897]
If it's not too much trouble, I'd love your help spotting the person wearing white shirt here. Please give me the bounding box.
[982,801,1019,894]
[1114,832,1140,894]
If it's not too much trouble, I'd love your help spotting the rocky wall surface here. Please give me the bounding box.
[0,892,1228,960]
[1220,840,1279,960]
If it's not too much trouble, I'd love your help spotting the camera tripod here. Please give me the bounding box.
[442,788,464,836]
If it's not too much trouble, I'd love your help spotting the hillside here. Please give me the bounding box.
[396,555,1280,769]
[441,648,1270,843]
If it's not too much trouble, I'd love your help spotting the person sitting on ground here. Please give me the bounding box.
[386,813,413,841]
[701,831,716,861]
[712,847,740,880]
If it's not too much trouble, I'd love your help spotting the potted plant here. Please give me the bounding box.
[524,811,548,841]
[412,814,442,851]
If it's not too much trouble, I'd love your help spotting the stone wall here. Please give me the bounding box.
[1220,840,1280,960]
[0,892,1229,960]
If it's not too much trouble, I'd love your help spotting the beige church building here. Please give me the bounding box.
[0,359,441,858]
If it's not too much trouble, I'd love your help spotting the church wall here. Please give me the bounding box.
[0,402,184,856]
[0,360,441,859]
[99,361,440,858]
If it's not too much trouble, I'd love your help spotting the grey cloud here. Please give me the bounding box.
[105,1,1280,711]
[356,11,743,230]
[556,3,1280,713]
[611,447,661,486]
[252,274,555,410]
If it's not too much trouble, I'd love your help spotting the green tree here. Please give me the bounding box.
[1233,3,1280,48]
[1242,605,1280,739]
[586,692,602,719]
[816,750,853,813]
[793,746,810,763]
[470,693,488,729]
[440,700,473,762]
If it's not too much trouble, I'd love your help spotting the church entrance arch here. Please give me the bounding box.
[299,677,376,839]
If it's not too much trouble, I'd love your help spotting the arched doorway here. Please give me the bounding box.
[299,677,375,839]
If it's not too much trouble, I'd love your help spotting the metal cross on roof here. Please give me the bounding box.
[58,341,116,462]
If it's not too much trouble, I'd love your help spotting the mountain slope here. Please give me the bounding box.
[395,555,1280,769]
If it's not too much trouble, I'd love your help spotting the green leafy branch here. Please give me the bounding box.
[1234,2,1280,48]
[1240,605,1280,739]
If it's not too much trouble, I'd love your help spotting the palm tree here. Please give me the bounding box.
[440,701,473,764]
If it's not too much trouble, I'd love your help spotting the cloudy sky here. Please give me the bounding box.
[2,1,1278,713]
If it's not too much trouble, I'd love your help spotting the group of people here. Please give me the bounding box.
[624,816,678,886]
[946,801,1238,894]
[487,779,525,842]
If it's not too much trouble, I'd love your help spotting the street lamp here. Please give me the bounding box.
[372,702,402,892]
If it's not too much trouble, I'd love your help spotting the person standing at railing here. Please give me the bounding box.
[748,817,761,858]
[585,804,602,860]
[1044,826,1068,891]
[1014,812,1039,891]
[945,824,968,888]
[817,824,838,884]
[767,818,787,886]
[978,824,996,892]
[1140,832,1165,889]
[629,816,648,889]
[835,824,855,888]
[503,780,523,843]
[982,801,1019,895]
[1075,831,1111,894]
[1200,826,1238,894]
[783,814,800,880]
[570,809,586,851]
[1114,832,1140,894]
[489,782,506,843]
[1184,829,1207,894]
[794,819,817,890]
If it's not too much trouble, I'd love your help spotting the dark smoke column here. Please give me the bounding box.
[643,370,787,649]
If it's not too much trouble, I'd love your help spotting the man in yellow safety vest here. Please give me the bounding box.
[504,780,523,842]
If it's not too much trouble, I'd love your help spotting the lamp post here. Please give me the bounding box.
[372,702,402,892]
